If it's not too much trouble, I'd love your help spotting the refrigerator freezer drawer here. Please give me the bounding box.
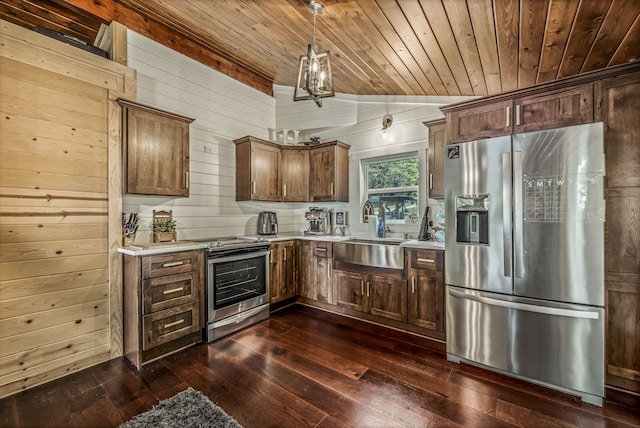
[446,286,604,398]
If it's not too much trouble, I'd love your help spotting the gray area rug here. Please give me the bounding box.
[119,387,243,428]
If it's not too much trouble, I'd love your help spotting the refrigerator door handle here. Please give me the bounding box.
[502,152,512,277]
[449,289,600,319]
[513,151,524,278]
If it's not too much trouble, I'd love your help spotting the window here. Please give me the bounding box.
[363,153,419,222]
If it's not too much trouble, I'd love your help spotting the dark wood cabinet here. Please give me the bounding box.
[234,136,281,201]
[514,83,593,133]
[407,249,445,337]
[335,269,407,322]
[299,241,334,304]
[595,70,640,399]
[309,141,350,202]
[447,99,513,144]
[123,250,204,369]
[424,118,446,198]
[281,146,310,202]
[269,240,297,304]
[118,99,194,197]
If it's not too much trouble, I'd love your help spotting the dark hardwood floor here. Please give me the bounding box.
[1,304,639,427]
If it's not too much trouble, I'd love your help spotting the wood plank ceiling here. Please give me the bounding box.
[2,0,640,97]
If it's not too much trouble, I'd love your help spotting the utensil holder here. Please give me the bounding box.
[123,234,136,247]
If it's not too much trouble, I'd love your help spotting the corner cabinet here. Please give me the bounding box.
[424,118,446,198]
[118,99,194,196]
[122,250,204,369]
[310,141,350,202]
[234,136,281,201]
[281,146,310,202]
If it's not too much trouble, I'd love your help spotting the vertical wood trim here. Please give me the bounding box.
[111,21,128,66]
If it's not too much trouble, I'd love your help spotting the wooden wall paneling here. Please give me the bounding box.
[0,19,135,398]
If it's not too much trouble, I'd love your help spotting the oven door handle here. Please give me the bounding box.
[208,250,271,265]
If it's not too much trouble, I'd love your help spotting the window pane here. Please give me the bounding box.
[366,158,419,189]
[369,192,418,220]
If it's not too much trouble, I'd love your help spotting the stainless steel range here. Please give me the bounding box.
[192,236,271,342]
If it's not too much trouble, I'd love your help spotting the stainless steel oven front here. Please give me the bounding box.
[205,248,270,342]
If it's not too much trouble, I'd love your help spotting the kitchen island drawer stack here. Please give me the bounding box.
[123,250,204,369]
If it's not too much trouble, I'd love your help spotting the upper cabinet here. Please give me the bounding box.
[281,146,310,202]
[424,118,446,199]
[445,84,594,144]
[309,141,350,202]
[234,136,281,201]
[234,137,349,202]
[118,99,194,196]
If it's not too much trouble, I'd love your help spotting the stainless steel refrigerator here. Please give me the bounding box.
[444,122,605,406]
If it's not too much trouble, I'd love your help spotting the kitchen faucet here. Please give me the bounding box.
[379,201,387,238]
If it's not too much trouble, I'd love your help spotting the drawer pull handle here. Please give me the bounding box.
[162,261,184,268]
[315,247,327,252]
[366,281,370,297]
[417,258,435,264]
[163,319,185,329]
[163,287,184,295]
[412,276,417,293]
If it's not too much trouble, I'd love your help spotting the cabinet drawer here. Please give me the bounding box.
[142,272,196,314]
[142,251,200,279]
[410,249,444,271]
[313,241,333,257]
[142,302,200,350]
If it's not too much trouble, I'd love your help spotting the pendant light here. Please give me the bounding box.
[293,1,335,107]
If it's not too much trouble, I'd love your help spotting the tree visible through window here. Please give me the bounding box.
[364,154,419,221]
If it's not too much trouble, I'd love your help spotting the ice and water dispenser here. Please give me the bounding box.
[455,194,489,244]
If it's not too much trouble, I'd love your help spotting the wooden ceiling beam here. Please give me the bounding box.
[63,0,274,96]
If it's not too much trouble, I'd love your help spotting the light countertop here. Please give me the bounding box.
[117,241,207,256]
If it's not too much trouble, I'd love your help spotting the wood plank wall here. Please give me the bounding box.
[0,19,135,398]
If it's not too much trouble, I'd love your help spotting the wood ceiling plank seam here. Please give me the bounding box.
[493,0,520,92]
[415,0,475,95]
[0,2,97,42]
[608,13,640,66]
[440,0,489,96]
[557,0,612,79]
[380,0,443,96]
[27,0,105,33]
[396,0,459,96]
[467,0,503,94]
[580,0,640,73]
[536,0,580,84]
[517,0,550,88]
[360,0,440,95]
[329,0,417,95]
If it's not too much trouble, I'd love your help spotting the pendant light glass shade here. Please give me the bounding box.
[293,1,335,107]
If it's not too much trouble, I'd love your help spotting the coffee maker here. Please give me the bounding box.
[305,207,331,235]
[257,211,278,235]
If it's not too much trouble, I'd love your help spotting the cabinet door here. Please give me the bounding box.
[334,270,365,312]
[269,242,281,303]
[408,268,444,331]
[280,241,297,300]
[427,120,446,198]
[251,142,281,201]
[514,83,593,133]
[367,274,407,322]
[316,257,333,304]
[309,145,336,201]
[281,148,309,201]
[123,103,193,197]
[447,99,513,144]
[298,241,316,299]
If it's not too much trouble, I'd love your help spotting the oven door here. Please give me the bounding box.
[207,250,270,323]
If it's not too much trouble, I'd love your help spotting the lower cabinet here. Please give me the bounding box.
[123,250,204,369]
[407,249,445,333]
[334,269,407,322]
[269,240,297,303]
[299,240,334,304]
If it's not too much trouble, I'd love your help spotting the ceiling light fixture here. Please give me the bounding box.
[293,1,334,107]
